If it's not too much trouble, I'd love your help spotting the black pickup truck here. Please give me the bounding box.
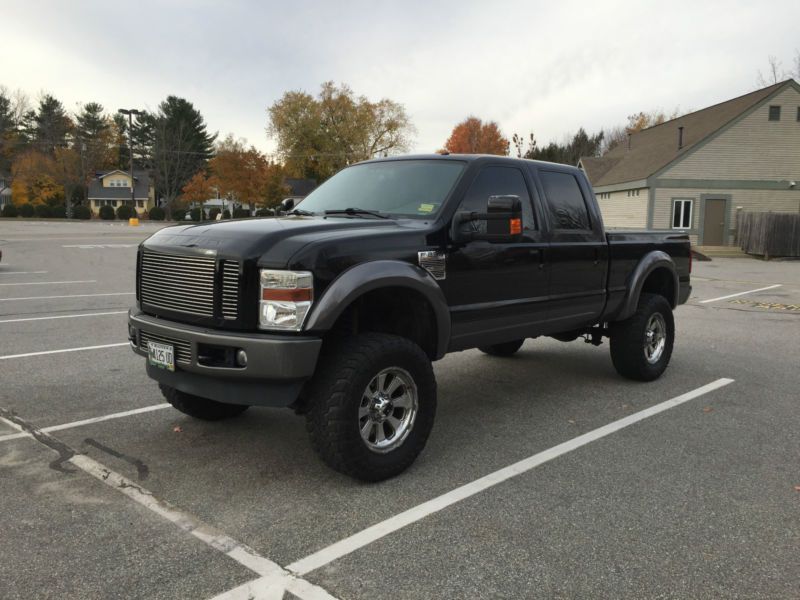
[129,155,691,481]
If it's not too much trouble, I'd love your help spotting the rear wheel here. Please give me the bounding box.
[159,385,250,421]
[479,339,525,357]
[610,293,674,381]
[305,333,436,482]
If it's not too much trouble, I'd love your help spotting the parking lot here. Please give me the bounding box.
[1,220,799,599]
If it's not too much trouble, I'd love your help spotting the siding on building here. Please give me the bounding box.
[596,189,649,228]
[652,187,800,244]
[661,87,800,180]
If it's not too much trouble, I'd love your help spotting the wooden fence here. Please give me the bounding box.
[737,211,800,258]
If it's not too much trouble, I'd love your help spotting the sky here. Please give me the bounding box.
[3,0,798,155]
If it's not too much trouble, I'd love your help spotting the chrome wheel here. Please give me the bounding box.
[644,313,667,364]
[358,367,418,453]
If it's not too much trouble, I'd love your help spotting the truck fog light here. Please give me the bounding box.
[235,349,248,367]
[128,324,136,341]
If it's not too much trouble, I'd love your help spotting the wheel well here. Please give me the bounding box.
[324,287,438,359]
[641,267,676,308]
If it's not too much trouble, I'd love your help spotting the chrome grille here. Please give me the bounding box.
[139,330,192,365]
[221,260,240,320]
[140,250,216,317]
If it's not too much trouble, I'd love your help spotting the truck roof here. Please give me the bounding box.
[358,153,583,174]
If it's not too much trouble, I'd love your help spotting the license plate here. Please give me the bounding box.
[147,341,175,372]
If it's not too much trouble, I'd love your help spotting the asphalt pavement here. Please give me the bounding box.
[1,220,798,599]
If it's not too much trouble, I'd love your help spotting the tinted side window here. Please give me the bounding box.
[459,166,534,231]
[540,171,591,230]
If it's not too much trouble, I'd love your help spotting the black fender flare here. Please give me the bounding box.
[304,260,451,359]
[616,250,679,321]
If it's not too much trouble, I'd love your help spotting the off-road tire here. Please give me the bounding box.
[610,293,675,381]
[305,333,437,482]
[479,339,525,357]
[159,385,250,421]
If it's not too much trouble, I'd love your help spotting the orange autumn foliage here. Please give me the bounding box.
[443,117,509,156]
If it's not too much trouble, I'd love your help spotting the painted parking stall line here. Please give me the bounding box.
[0,280,96,287]
[0,342,129,361]
[276,378,735,579]
[0,311,128,324]
[700,284,782,304]
[0,408,338,600]
[0,271,49,275]
[0,403,171,443]
[0,292,134,302]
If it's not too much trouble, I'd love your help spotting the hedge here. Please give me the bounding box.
[189,208,202,221]
[116,204,137,220]
[99,205,115,220]
[232,208,249,218]
[1,204,18,217]
[148,206,165,221]
[208,207,221,220]
[71,205,91,220]
[19,203,34,217]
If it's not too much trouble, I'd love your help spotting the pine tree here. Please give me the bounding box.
[34,95,72,152]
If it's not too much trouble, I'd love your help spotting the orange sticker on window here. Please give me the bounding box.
[509,218,522,235]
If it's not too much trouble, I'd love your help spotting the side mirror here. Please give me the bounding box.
[452,195,522,243]
[280,198,295,213]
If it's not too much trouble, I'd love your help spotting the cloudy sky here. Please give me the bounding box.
[4,0,798,155]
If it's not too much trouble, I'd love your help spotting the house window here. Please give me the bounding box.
[137,200,144,208]
[768,105,781,121]
[672,199,692,229]
[796,106,800,122]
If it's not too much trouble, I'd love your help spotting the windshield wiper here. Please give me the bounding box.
[288,208,314,216]
[324,207,390,219]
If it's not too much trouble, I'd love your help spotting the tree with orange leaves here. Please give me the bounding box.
[181,170,214,205]
[443,117,509,155]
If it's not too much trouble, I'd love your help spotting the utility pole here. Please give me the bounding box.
[117,108,141,212]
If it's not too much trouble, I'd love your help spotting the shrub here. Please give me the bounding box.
[99,205,116,220]
[1,203,18,218]
[208,207,221,220]
[232,208,249,219]
[148,206,165,221]
[255,208,272,217]
[189,208,202,221]
[19,203,34,218]
[34,204,52,218]
[171,208,187,221]
[116,204,137,220]
[50,205,67,219]
[223,209,232,219]
[71,205,91,220]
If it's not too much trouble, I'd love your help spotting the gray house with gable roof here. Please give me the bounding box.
[579,79,800,246]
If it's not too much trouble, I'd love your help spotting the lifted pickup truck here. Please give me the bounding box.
[129,155,690,481]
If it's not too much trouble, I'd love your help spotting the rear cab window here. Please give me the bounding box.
[539,170,592,231]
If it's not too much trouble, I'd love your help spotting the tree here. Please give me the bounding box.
[268,81,414,181]
[181,170,213,205]
[0,87,31,172]
[73,102,117,205]
[152,96,216,218]
[602,109,681,154]
[443,117,509,155]
[11,151,61,206]
[512,128,604,165]
[33,94,72,153]
[756,52,800,87]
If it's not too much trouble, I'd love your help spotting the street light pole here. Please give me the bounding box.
[118,108,141,212]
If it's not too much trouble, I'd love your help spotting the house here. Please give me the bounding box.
[191,198,253,216]
[0,174,11,208]
[87,170,155,216]
[284,177,317,202]
[580,79,800,245]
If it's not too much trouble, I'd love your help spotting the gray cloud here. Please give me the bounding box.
[4,0,798,155]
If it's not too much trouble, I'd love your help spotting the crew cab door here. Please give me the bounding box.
[532,167,608,331]
[441,164,549,351]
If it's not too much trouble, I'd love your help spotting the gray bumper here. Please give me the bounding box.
[129,309,322,407]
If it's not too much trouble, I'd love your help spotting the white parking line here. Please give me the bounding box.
[0,280,96,287]
[0,292,133,302]
[0,271,49,275]
[0,311,128,324]
[699,284,782,304]
[0,403,171,443]
[0,408,338,600]
[275,378,735,578]
[0,342,128,361]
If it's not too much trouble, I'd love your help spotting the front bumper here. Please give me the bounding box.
[129,309,322,407]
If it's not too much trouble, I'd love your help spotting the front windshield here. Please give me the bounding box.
[296,159,466,218]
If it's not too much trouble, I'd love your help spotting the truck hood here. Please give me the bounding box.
[142,215,430,267]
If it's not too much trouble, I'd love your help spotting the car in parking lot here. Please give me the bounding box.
[128,154,691,481]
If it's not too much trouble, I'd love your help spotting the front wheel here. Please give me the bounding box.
[610,293,675,381]
[305,333,437,482]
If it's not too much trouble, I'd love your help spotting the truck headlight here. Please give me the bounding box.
[258,269,313,331]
